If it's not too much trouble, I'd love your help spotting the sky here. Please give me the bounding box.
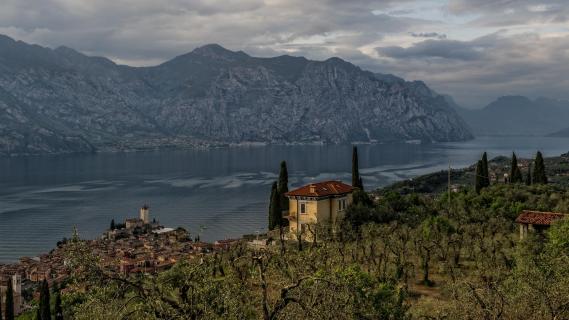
[1,0,569,108]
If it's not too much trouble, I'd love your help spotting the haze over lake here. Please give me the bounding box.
[0,136,567,262]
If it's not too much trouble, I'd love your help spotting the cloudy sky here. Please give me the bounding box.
[2,0,569,108]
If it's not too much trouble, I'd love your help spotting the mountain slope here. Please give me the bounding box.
[0,35,472,156]
[456,96,569,136]
[548,127,569,137]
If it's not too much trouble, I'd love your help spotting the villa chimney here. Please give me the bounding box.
[309,184,316,193]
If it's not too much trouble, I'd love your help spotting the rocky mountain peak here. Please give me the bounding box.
[0,35,473,156]
[190,43,249,61]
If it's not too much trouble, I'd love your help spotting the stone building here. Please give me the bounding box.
[515,210,567,239]
[285,180,354,237]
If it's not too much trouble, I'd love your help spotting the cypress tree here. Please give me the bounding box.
[54,293,63,320]
[533,151,548,184]
[277,161,289,213]
[526,165,532,186]
[5,278,13,320]
[352,146,363,190]
[110,219,115,230]
[39,279,50,320]
[268,182,280,230]
[475,160,484,194]
[510,152,523,183]
[481,152,490,187]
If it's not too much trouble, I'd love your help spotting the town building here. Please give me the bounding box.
[125,218,144,229]
[515,210,568,239]
[285,180,354,237]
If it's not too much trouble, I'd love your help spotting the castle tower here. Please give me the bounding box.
[12,274,21,295]
[140,204,150,224]
[12,274,22,315]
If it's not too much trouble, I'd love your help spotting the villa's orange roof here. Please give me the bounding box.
[515,210,567,226]
[285,180,354,198]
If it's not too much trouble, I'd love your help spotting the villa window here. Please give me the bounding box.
[300,202,307,214]
[338,198,347,211]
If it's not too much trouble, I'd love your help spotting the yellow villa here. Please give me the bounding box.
[284,180,354,235]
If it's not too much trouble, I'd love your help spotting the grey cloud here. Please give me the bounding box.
[1,0,569,109]
[410,32,447,39]
[448,0,569,27]
[0,0,425,64]
[372,32,569,108]
[377,39,484,61]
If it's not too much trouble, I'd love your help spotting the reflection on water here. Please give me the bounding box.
[0,136,567,262]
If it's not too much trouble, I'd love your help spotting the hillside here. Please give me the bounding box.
[378,152,569,194]
[0,35,472,156]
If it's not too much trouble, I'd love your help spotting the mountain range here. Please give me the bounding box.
[0,34,472,156]
[548,127,569,137]
[455,96,569,136]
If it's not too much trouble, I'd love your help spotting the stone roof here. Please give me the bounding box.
[285,180,354,198]
[515,210,567,226]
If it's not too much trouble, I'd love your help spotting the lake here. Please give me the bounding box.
[0,136,567,262]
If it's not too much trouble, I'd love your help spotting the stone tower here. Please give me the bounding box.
[140,204,150,224]
[12,274,22,315]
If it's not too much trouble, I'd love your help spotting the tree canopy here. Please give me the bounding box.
[533,151,548,184]
[510,152,523,183]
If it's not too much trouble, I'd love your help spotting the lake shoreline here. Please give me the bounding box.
[0,136,567,262]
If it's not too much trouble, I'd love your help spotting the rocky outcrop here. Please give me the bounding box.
[0,35,472,156]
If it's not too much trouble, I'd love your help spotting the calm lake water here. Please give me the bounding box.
[0,136,567,262]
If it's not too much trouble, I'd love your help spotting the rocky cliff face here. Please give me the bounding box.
[0,35,472,156]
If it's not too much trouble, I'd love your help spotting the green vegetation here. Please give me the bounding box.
[278,161,289,213]
[526,164,532,185]
[481,151,490,187]
[475,152,490,193]
[352,146,363,190]
[475,160,484,193]
[268,161,289,230]
[510,152,523,183]
[5,279,14,320]
[49,180,569,319]
[268,182,280,230]
[18,152,569,319]
[384,151,569,195]
[533,151,548,184]
[54,293,63,320]
[39,280,50,320]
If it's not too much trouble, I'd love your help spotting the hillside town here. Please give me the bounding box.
[0,205,239,315]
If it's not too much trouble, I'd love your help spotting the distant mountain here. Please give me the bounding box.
[455,96,569,136]
[548,127,569,137]
[0,35,472,156]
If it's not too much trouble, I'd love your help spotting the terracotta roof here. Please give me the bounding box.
[285,180,354,198]
[515,210,568,226]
